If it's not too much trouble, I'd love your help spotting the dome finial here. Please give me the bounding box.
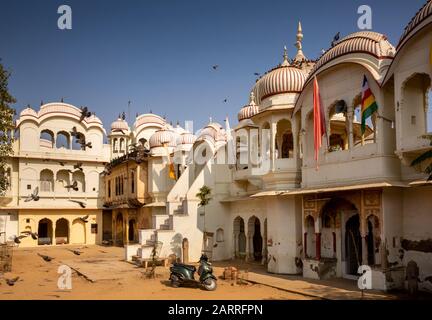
[295,21,306,62]
[249,91,256,105]
[209,116,213,124]
[281,45,290,66]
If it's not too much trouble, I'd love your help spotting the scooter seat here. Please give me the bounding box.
[174,263,196,272]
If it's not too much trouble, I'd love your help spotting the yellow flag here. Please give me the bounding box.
[164,144,176,180]
[169,163,176,180]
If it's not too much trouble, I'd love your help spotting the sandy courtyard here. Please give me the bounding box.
[0,245,313,300]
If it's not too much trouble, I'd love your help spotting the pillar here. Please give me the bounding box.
[245,234,250,262]
[304,232,308,258]
[233,232,239,258]
[270,121,277,171]
[347,105,354,149]
[361,235,368,266]
[52,223,56,246]
[315,233,321,260]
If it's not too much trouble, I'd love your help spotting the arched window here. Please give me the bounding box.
[130,170,135,194]
[276,119,293,159]
[56,131,70,149]
[40,169,54,192]
[328,101,348,152]
[113,138,118,153]
[119,138,125,152]
[40,130,54,149]
[56,170,70,191]
[72,171,85,192]
[216,228,224,242]
[72,132,86,151]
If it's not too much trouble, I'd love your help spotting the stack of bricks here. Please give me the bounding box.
[223,266,238,285]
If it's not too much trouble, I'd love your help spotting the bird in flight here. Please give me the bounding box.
[21,231,38,240]
[68,200,87,208]
[14,235,27,244]
[24,187,40,202]
[64,181,79,191]
[74,162,83,171]
[212,65,219,70]
[79,215,89,223]
[254,72,260,76]
[79,106,92,122]
[223,98,228,103]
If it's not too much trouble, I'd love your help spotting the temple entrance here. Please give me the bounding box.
[345,214,362,275]
[115,213,124,246]
[248,216,262,262]
[128,219,136,243]
[55,218,69,244]
[38,218,53,245]
[233,216,246,259]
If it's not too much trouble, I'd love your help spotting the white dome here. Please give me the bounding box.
[180,132,196,145]
[253,50,307,103]
[238,92,260,121]
[149,128,178,148]
[111,118,129,131]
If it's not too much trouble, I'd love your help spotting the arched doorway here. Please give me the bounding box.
[233,217,246,259]
[345,214,362,275]
[115,213,124,246]
[128,219,136,243]
[263,219,268,264]
[304,215,315,258]
[71,219,86,244]
[38,218,53,245]
[55,218,69,244]
[248,216,263,262]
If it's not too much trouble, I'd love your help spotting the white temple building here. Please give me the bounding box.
[1,0,432,293]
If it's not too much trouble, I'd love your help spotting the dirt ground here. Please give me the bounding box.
[0,245,314,300]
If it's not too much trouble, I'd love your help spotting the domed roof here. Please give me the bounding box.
[20,106,37,117]
[179,132,197,145]
[16,102,105,133]
[134,113,166,131]
[197,122,226,143]
[307,31,395,82]
[238,92,260,121]
[398,0,432,48]
[253,48,307,103]
[149,127,178,148]
[111,117,129,132]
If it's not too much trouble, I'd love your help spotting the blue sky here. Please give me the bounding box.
[0,0,428,132]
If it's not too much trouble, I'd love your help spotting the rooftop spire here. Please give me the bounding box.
[281,45,290,66]
[249,91,256,105]
[295,21,306,62]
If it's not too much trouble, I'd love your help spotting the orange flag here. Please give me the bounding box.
[313,76,326,169]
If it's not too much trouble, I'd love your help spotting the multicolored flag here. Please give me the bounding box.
[313,76,326,169]
[361,75,379,135]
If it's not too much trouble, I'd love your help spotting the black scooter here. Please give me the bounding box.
[169,254,217,291]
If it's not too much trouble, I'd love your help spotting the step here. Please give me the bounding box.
[159,224,171,230]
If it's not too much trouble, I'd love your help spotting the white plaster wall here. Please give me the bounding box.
[0,210,18,243]
[266,196,302,274]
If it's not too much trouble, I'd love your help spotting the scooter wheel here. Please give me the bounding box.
[170,275,180,288]
[203,278,217,291]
